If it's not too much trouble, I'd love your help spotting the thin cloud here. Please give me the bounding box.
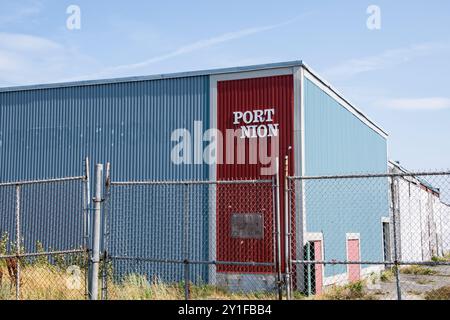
[81,15,304,80]
[323,42,450,80]
[0,0,42,25]
[380,97,450,111]
[0,32,98,87]
[0,32,62,52]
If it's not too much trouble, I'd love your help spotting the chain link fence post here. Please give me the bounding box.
[83,158,91,251]
[183,183,191,300]
[15,185,21,300]
[284,156,292,300]
[274,158,283,300]
[82,157,91,299]
[101,162,111,300]
[184,260,190,300]
[390,176,402,300]
[89,164,103,300]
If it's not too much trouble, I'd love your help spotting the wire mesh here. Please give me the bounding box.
[0,177,89,300]
[287,172,450,300]
[103,179,280,300]
[0,251,87,300]
[4,169,449,300]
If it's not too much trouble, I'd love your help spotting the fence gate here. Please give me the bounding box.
[0,172,90,300]
[101,175,283,300]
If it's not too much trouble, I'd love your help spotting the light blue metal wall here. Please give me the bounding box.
[303,78,389,277]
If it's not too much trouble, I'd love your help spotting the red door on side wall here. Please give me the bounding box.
[313,241,323,295]
[347,238,361,282]
[216,75,294,273]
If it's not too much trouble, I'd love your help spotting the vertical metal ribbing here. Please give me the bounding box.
[89,164,103,300]
[390,176,402,300]
[15,185,21,300]
[272,176,278,290]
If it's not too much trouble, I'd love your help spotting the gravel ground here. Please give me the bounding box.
[366,265,450,300]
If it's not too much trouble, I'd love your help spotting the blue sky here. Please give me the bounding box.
[0,0,449,170]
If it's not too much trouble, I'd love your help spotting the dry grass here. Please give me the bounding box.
[424,285,450,300]
[1,266,276,300]
[431,253,450,263]
[400,265,437,276]
[315,280,378,300]
[0,264,86,300]
[380,268,395,282]
[415,278,433,285]
[107,274,276,300]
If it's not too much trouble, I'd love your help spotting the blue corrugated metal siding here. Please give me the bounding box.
[303,78,389,277]
[0,76,211,281]
[0,76,210,181]
[0,186,16,251]
[109,183,210,284]
[20,180,84,252]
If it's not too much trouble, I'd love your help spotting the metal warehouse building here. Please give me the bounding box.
[0,61,390,293]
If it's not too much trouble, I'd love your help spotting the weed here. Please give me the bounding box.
[106,276,277,300]
[0,232,9,256]
[400,265,437,275]
[416,278,433,285]
[380,268,394,282]
[431,253,450,263]
[0,264,86,300]
[407,290,423,296]
[317,280,377,300]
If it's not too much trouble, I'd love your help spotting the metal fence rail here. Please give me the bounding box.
[2,163,450,300]
[102,177,281,300]
[287,171,450,300]
[0,167,90,300]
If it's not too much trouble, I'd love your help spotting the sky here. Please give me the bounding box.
[0,0,449,170]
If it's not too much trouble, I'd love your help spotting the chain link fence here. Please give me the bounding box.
[102,179,282,300]
[2,163,449,300]
[287,172,450,300]
[0,176,89,300]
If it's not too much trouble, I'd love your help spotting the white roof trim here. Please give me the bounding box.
[302,65,388,139]
[0,59,389,140]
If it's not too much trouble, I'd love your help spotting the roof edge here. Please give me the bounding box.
[0,59,388,138]
[0,60,303,93]
[301,62,388,138]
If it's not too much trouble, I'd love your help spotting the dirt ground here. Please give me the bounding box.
[366,265,450,300]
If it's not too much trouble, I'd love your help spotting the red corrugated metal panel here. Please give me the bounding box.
[216,183,274,273]
[216,75,294,273]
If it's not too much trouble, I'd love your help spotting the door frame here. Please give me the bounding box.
[305,232,324,294]
[381,217,392,264]
[346,233,361,281]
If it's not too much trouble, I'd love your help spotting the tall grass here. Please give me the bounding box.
[0,264,86,300]
[400,265,437,275]
[1,264,277,300]
[315,280,378,300]
[107,274,277,300]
